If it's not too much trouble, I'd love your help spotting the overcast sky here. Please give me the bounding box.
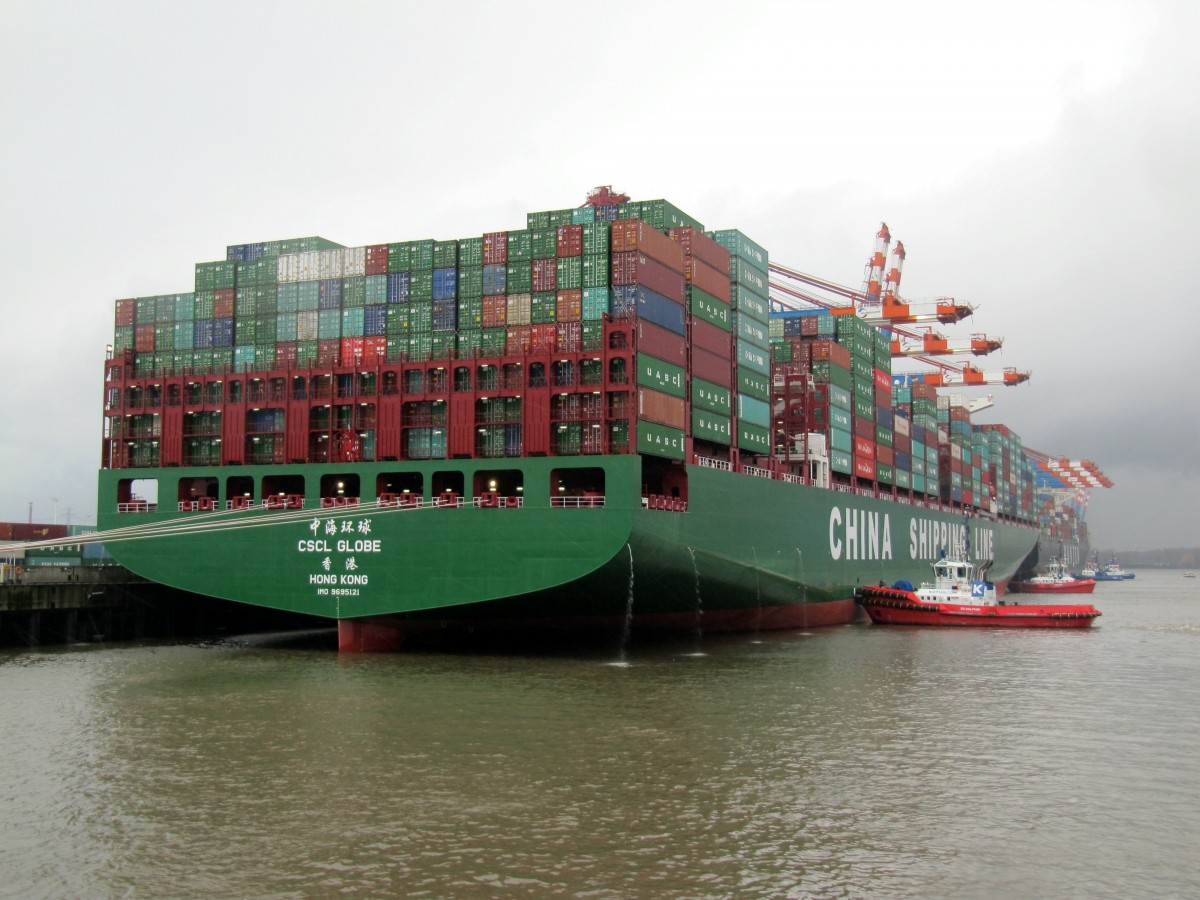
[2,0,1196,550]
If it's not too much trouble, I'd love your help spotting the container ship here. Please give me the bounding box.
[95,188,1046,651]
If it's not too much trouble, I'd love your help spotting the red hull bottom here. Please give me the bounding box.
[1011,580,1096,594]
[858,587,1100,629]
[338,599,859,653]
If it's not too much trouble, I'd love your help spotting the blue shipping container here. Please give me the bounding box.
[482,264,507,295]
[212,318,234,348]
[431,298,457,331]
[386,272,410,304]
[319,279,343,309]
[193,319,214,349]
[610,285,686,336]
[364,304,387,337]
[432,267,458,301]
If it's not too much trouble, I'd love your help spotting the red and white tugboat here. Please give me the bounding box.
[1010,558,1096,595]
[857,554,1101,628]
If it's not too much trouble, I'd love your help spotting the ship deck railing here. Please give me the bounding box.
[551,495,604,509]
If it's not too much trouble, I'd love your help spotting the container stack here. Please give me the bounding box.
[611,219,689,461]
[671,226,733,449]
[709,230,771,457]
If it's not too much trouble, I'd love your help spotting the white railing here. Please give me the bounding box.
[833,483,853,494]
[695,456,733,472]
[780,473,804,484]
[742,465,774,479]
[117,502,158,513]
[854,487,877,499]
[550,495,604,509]
[474,494,525,509]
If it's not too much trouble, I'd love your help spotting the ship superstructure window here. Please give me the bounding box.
[226,475,254,502]
[432,470,464,498]
[185,382,202,405]
[551,467,605,507]
[476,365,498,391]
[376,472,423,501]
[473,469,523,505]
[403,369,424,394]
[116,477,159,512]
[552,360,574,387]
[608,358,627,384]
[205,381,223,405]
[292,376,307,401]
[382,371,399,396]
[167,385,181,407]
[179,477,217,507]
[321,474,360,501]
[454,367,471,392]
[262,474,303,499]
[228,380,243,404]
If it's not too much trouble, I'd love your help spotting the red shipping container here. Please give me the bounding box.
[854,435,875,458]
[0,522,14,541]
[13,523,68,541]
[634,319,687,366]
[363,336,387,362]
[365,244,389,276]
[115,299,135,327]
[342,337,365,364]
[854,455,875,479]
[275,341,298,367]
[877,444,894,466]
[317,339,341,366]
[690,318,732,358]
[482,294,507,328]
[894,433,912,454]
[611,220,685,272]
[800,315,820,337]
[213,288,235,319]
[506,326,532,355]
[135,324,155,352]
[556,322,581,353]
[873,368,891,391]
[811,339,851,368]
[668,227,730,275]
[686,258,732,302]
[531,324,555,354]
[691,347,733,387]
[611,252,685,303]
[637,387,687,430]
[531,257,557,292]
[556,289,582,322]
[483,231,507,265]
[853,415,874,436]
[556,224,582,258]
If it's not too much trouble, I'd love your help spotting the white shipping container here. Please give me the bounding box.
[317,249,344,280]
[296,310,319,341]
[894,414,910,437]
[343,246,366,277]
[507,293,532,326]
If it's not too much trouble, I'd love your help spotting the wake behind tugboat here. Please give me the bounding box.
[857,553,1101,628]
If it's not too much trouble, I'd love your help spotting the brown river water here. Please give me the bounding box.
[2,570,1198,898]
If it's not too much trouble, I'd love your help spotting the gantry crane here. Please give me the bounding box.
[770,223,1024,386]
[889,328,1004,357]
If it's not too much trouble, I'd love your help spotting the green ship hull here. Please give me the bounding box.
[97,456,1037,650]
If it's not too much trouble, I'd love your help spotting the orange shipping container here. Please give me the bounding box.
[637,387,687,430]
[611,220,685,272]
[686,258,732,302]
[669,226,731,275]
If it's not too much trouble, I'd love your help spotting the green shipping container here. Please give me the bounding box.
[736,366,769,402]
[737,422,771,454]
[636,420,685,460]
[689,286,730,331]
[829,426,853,453]
[459,265,483,299]
[581,222,610,255]
[458,237,483,267]
[831,448,854,475]
[582,254,608,288]
[708,229,768,271]
[736,342,768,376]
[506,263,532,294]
[691,378,732,416]
[636,353,686,398]
[730,285,768,320]
[692,408,732,445]
[506,230,532,262]
[557,256,582,290]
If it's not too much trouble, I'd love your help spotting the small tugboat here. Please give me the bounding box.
[1011,558,1096,594]
[857,553,1101,628]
